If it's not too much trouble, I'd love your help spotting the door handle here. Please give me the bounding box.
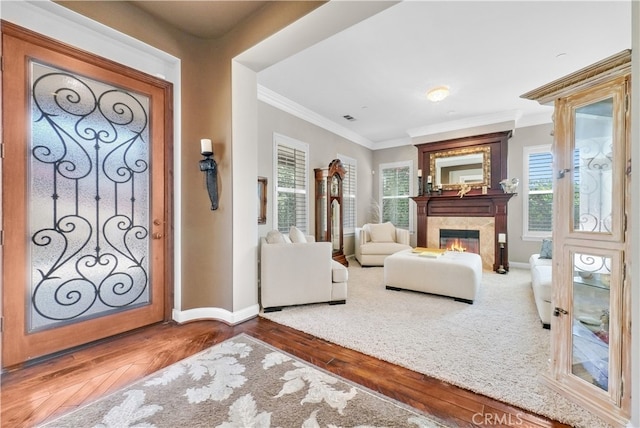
[152,232,163,240]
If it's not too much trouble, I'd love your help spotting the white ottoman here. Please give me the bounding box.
[384,249,483,304]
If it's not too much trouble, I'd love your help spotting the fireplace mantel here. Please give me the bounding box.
[411,193,515,271]
[413,131,514,272]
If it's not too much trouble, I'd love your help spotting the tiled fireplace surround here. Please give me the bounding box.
[412,193,514,272]
[428,217,495,270]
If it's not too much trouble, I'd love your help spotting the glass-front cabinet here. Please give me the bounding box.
[522,51,630,426]
[315,159,348,267]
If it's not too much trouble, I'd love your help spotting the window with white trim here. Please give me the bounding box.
[379,161,413,231]
[338,154,357,235]
[273,134,309,233]
[523,145,553,238]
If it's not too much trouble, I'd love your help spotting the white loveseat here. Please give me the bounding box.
[260,231,348,312]
[530,253,553,328]
[354,222,411,266]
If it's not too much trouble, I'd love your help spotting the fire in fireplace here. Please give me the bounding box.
[440,229,480,254]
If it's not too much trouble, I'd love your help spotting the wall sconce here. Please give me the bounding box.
[497,233,507,274]
[199,138,218,210]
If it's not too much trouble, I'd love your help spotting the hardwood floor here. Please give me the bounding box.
[1,317,569,428]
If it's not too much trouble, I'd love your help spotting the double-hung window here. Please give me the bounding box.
[273,134,309,233]
[379,161,413,231]
[523,145,553,238]
[338,154,357,235]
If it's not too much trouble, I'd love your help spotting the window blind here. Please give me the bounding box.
[381,165,410,229]
[527,150,553,232]
[276,142,307,233]
[340,157,357,234]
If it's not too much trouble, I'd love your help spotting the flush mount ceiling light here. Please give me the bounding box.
[426,85,450,102]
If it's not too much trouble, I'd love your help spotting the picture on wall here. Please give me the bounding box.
[258,177,267,224]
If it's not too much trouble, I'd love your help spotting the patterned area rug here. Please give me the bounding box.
[40,334,445,428]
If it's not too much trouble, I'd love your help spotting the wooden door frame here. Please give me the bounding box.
[0,21,174,367]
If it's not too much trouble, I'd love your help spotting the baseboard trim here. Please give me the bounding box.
[172,304,260,325]
[509,261,530,269]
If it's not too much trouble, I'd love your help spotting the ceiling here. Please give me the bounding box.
[130,1,632,149]
[129,1,269,39]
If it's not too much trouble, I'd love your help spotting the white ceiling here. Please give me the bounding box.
[131,1,632,149]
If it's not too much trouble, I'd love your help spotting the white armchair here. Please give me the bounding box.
[260,233,348,312]
[355,222,411,266]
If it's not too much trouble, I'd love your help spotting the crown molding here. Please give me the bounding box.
[257,85,375,149]
[260,87,553,151]
[407,110,520,141]
[370,137,412,151]
[521,49,631,105]
[516,111,554,128]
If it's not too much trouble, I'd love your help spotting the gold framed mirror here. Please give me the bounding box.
[430,146,491,190]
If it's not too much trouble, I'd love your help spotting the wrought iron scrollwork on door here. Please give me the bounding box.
[29,64,151,331]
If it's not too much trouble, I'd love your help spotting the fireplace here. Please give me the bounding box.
[411,193,515,271]
[412,131,515,272]
[440,229,480,254]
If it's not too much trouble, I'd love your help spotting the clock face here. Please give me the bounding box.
[331,175,339,197]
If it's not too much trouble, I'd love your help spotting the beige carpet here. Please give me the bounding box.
[261,263,610,428]
[40,334,445,427]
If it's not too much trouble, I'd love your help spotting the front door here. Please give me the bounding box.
[2,23,172,367]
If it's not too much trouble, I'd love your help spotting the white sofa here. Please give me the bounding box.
[530,253,553,328]
[355,222,411,266]
[260,233,348,312]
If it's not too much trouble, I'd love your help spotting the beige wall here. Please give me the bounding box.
[56,1,324,311]
[257,102,373,256]
[507,123,555,264]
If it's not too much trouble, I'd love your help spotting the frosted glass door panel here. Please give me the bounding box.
[29,62,151,331]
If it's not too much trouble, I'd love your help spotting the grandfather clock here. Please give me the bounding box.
[314,159,348,267]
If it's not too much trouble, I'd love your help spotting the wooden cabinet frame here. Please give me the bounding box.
[522,50,631,426]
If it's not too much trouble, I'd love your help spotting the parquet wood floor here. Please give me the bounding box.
[1,317,570,427]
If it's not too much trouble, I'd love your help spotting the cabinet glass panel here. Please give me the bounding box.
[572,98,613,233]
[572,252,611,391]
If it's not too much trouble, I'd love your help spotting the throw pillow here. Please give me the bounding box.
[265,230,286,244]
[289,226,307,243]
[368,222,396,243]
[539,238,553,259]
